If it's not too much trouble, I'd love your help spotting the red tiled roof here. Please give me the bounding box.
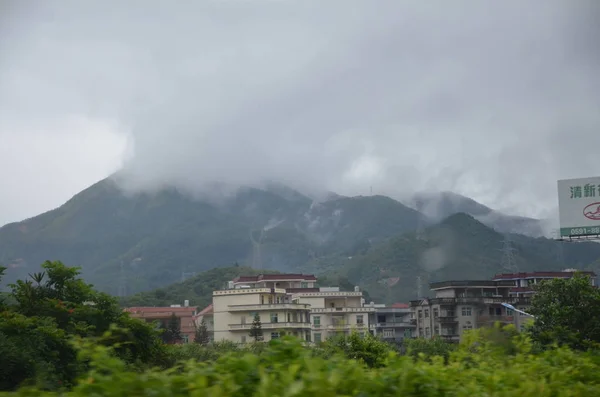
[233,273,317,282]
[197,303,213,316]
[124,306,196,313]
[390,303,410,309]
[493,271,596,280]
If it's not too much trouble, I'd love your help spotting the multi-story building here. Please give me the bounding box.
[410,280,531,342]
[212,273,374,344]
[124,304,197,343]
[492,270,597,298]
[212,282,312,343]
[410,270,596,342]
[228,273,318,293]
[366,302,415,344]
[293,286,374,343]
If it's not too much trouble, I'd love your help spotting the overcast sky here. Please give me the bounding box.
[1,0,599,227]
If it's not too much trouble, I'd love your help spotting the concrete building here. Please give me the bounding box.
[410,270,597,342]
[125,305,197,343]
[212,284,312,343]
[366,302,415,344]
[293,286,374,343]
[492,270,597,298]
[410,280,531,342]
[212,273,374,344]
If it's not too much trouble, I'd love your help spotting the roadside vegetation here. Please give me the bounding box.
[1,262,599,396]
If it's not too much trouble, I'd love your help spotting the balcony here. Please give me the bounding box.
[228,303,310,312]
[429,296,532,306]
[229,322,312,330]
[436,316,458,323]
[311,307,375,313]
[327,323,367,330]
[369,321,414,328]
[477,315,514,324]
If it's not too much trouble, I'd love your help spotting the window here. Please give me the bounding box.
[301,282,308,288]
[433,308,439,318]
[404,329,412,338]
[182,335,189,344]
[434,325,440,335]
[418,327,423,335]
[462,321,473,331]
[461,307,472,316]
[383,329,394,338]
[270,313,278,323]
[268,296,273,304]
[506,308,514,316]
[418,310,423,319]
[288,313,292,322]
[313,316,321,326]
[356,315,364,325]
[271,332,280,340]
[425,327,430,337]
[241,336,246,344]
[424,309,429,318]
[314,333,322,343]
[446,310,455,317]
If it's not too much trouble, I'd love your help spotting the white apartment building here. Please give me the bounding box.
[212,273,374,344]
[293,286,374,343]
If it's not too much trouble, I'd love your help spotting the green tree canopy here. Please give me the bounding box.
[528,273,600,350]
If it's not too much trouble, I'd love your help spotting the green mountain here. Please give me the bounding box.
[411,191,547,237]
[322,213,600,304]
[0,178,423,295]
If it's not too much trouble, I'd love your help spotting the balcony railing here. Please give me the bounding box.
[369,322,414,328]
[228,303,310,311]
[477,315,514,324]
[427,297,531,306]
[311,307,375,313]
[436,316,458,323]
[327,323,367,330]
[229,322,312,330]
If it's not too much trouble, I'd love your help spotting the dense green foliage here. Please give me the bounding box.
[4,329,600,396]
[529,273,600,350]
[0,261,166,391]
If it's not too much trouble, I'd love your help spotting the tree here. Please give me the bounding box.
[528,273,600,350]
[194,319,210,345]
[249,313,263,342]
[162,313,183,344]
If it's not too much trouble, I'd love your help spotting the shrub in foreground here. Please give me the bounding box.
[4,332,600,396]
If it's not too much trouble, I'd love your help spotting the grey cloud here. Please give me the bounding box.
[1,0,599,226]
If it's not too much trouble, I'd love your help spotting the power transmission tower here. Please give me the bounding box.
[250,229,265,270]
[181,272,196,282]
[416,216,427,241]
[499,234,518,273]
[118,260,127,297]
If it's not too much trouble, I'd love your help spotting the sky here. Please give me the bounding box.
[1,0,599,227]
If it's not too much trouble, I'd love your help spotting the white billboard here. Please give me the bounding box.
[558,176,600,237]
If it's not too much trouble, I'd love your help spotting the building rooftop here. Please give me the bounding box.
[429,280,515,289]
[492,271,597,280]
[197,303,213,316]
[233,273,317,283]
[390,303,410,309]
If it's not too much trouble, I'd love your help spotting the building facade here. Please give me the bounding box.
[492,270,597,297]
[212,273,373,344]
[366,302,415,344]
[410,280,531,342]
[124,305,197,343]
[410,270,596,342]
[293,287,374,343]
[212,285,312,343]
